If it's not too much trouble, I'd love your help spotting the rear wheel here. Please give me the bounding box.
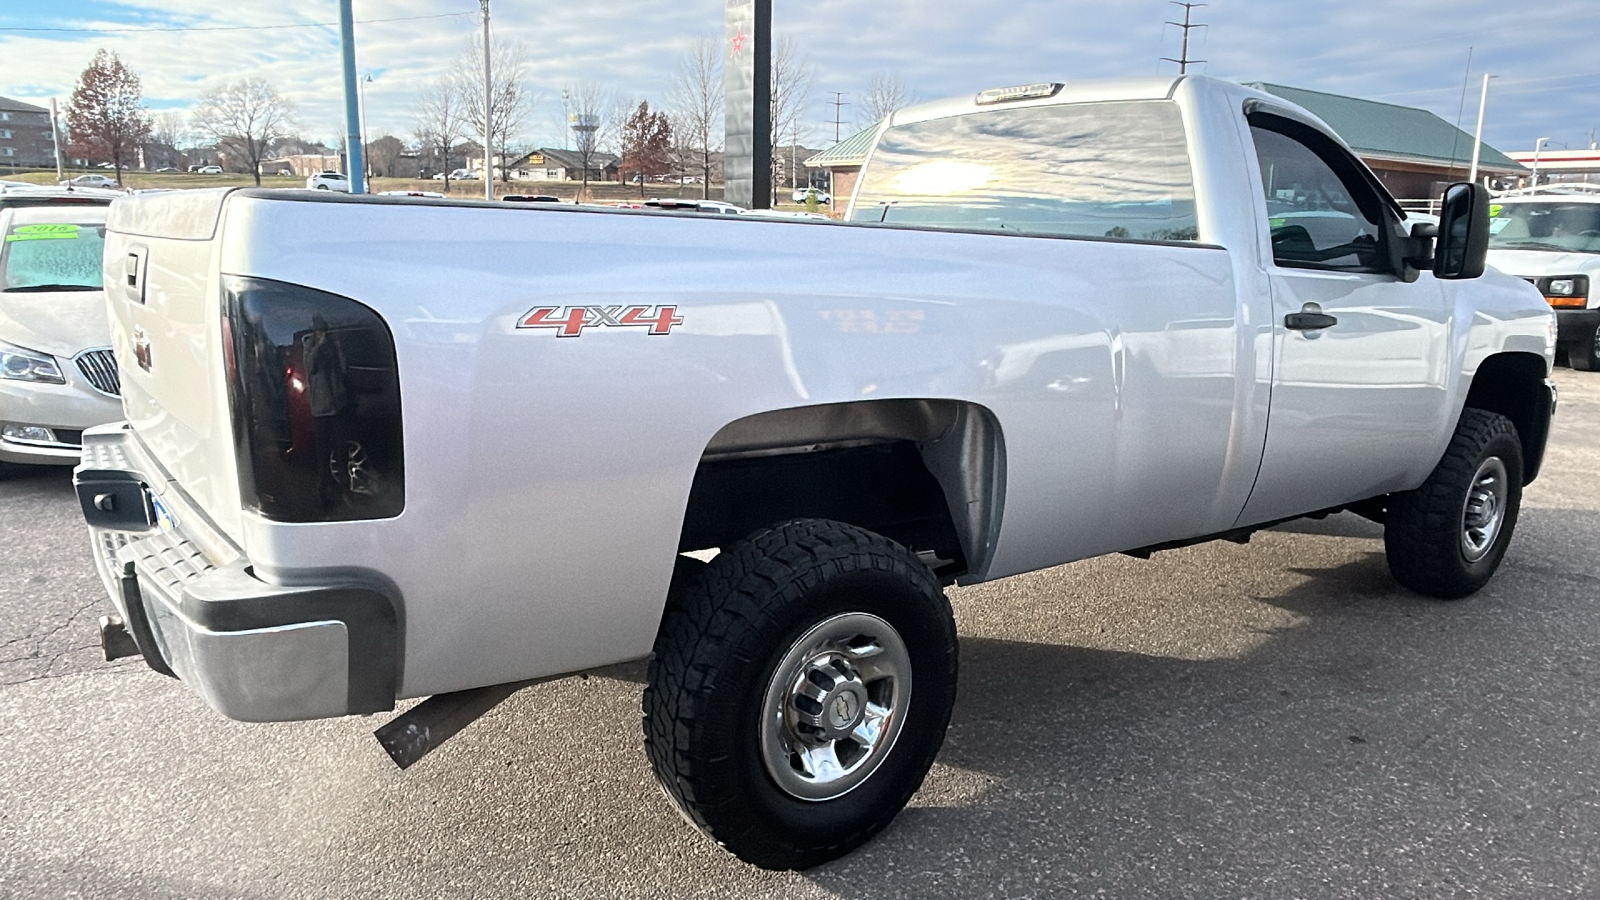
[643,519,958,870]
[1567,322,1600,371]
[1384,408,1523,599]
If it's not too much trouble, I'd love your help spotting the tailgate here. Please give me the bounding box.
[102,189,243,540]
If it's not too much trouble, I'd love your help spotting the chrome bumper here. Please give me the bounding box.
[75,423,398,722]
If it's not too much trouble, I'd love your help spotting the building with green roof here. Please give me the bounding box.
[1244,83,1524,200]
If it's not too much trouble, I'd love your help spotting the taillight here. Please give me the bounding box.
[221,275,404,522]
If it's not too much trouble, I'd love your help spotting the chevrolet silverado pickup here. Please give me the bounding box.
[75,76,1555,869]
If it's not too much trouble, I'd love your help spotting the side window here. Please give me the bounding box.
[1249,114,1390,273]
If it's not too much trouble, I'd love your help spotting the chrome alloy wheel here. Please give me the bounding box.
[759,612,912,802]
[1461,456,1509,563]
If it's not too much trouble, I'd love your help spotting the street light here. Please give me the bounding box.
[1531,136,1551,189]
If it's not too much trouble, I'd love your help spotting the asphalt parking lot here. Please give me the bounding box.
[2,371,1598,899]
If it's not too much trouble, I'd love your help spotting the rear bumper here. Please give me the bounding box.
[74,423,398,722]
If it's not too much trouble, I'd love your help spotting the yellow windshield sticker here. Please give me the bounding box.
[1489,204,1503,218]
[6,224,81,242]
[1268,217,1286,228]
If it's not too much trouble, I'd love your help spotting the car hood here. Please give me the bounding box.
[1486,249,1600,278]
[0,289,111,358]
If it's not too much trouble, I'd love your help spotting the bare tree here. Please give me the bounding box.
[65,49,151,184]
[770,36,815,203]
[190,79,295,186]
[413,74,467,189]
[146,110,186,170]
[859,73,912,126]
[453,37,535,183]
[567,81,615,202]
[668,36,722,199]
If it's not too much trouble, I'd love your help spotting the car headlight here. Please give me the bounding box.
[1539,275,1590,307]
[0,341,66,384]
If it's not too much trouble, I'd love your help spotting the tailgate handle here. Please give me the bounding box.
[124,246,148,304]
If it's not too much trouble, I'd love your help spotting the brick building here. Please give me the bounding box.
[0,96,57,169]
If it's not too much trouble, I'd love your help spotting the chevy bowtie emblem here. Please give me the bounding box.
[132,326,152,372]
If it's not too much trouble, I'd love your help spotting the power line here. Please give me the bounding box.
[0,12,473,35]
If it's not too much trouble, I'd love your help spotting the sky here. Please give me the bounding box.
[1,0,1598,156]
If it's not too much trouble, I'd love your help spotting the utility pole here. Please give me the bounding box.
[1161,2,1207,74]
[1468,73,1492,185]
[561,88,571,151]
[479,0,494,200]
[338,0,365,193]
[829,92,848,144]
[49,98,64,182]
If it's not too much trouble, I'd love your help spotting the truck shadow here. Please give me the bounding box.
[798,505,1598,897]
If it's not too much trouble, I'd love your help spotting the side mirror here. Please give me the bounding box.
[1434,182,1490,279]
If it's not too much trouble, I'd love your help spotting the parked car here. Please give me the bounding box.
[1483,184,1600,369]
[306,171,351,192]
[196,165,224,175]
[0,205,121,471]
[503,195,562,203]
[378,190,446,199]
[642,198,745,215]
[60,174,117,189]
[153,166,180,173]
[792,186,831,204]
[0,184,118,212]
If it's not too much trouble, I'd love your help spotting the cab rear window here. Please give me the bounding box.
[1,222,105,292]
[850,100,1199,243]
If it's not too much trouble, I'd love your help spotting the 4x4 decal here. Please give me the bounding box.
[518,305,683,337]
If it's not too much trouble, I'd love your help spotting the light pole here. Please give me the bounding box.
[358,73,373,179]
[1531,136,1551,189]
[1467,73,1493,185]
[561,89,571,150]
[338,0,365,193]
[480,0,493,200]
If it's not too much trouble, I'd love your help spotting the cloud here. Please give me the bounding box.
[3,0,1598,153]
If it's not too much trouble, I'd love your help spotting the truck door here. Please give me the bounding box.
[1237,111,1451,526]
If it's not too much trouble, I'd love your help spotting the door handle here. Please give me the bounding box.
[1285,303,1338,331]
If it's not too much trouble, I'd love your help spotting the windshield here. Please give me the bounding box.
[849,100,1199,242]
[1,221,106,292]
[1488,202,1600,254]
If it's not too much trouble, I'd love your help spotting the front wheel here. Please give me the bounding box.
[1384,408,1523,599]
[1567,322,1600,371]
[643,519,958,870]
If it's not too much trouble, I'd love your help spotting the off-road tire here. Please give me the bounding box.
[1567,323,1600,371]
[1385,408,1523,599]
[643,518,958,870]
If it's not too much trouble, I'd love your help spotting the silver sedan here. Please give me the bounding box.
[0,205,120,468]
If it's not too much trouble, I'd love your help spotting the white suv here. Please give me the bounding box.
[1485,185,1600,368]
[306,171,351,192]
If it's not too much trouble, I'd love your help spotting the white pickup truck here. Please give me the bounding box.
[75,76,1554,869]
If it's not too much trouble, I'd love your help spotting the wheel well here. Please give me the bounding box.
[677,400,1004,582]
[1462,352,1552,484]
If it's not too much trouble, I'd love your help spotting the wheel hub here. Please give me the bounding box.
[1461,456,1509,563]
[759,612,913,802]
